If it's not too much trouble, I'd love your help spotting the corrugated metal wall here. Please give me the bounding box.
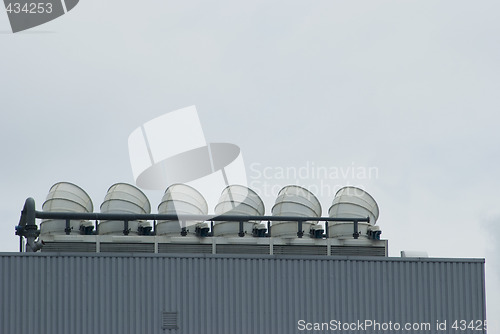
[0,253,486,334]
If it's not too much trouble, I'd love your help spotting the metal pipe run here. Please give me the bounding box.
[34,210,369,224]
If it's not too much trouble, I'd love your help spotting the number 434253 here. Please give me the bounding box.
[5,2,53,14]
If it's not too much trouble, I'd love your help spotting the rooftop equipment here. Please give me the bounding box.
[17,182,384,255]
[40,182,93,235]
[213,185,265,237]
[156,184,208,235]
[252,223,267,237]
[309,223,325,239]
[271,185,321,238]
[98,183,151,235]
[328,186,379,239]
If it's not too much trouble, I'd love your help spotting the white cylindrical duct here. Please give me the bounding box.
[156,184,208,235]
[271,185,321,238]
[40,182,93,235]
[99,183,151,235]
[213,185,265,236]
[328,186,379,239]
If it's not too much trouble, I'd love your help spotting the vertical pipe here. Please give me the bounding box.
[123,220,129,235]
[181,220,187,236]
[65,219,71,235]
[297,221,304,238]
[238,221,244,237]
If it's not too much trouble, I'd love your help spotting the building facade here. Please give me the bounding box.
[0,253,487,334]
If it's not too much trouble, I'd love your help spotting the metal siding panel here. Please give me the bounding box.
[0,257,3,334]
[0,254,486,334]
[270,258,278,334]
[476,262,486,332]
[386,260,395,324]
[479,262,487,327]
[453,262,460,322]
[17,257,25,334]
[222,257,228,334]
[439,261,446,322]
[446,262,453,325]
[466,262,473,320]
[10,256,16,334]
[249,259,256,334]
[482,262,487,332]
[427,262,435,325]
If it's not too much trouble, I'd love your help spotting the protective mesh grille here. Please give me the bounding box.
[162,311,178,330]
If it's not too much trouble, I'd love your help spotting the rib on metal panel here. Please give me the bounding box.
[0,253,486,334]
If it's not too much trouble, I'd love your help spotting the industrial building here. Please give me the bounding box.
[2,182,487,334]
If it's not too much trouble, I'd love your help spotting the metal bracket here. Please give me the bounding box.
[180,222,187,236]
[353,220,359,239]
[297,221,304,238]
[238,221,245,237]
[123,220,130,235]
[65,219,72,235]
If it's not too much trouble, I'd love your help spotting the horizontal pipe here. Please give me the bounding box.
[34,210,370,223]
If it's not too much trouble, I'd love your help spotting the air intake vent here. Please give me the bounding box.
[100,243,154,253]
[330,246,386,257]
[158,243,212,254]
[41,242,96,252]
[216,244,269,254]
[273,245,327,256]
[162,311,178,330]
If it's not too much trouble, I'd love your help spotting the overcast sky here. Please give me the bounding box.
[1,0,498,331]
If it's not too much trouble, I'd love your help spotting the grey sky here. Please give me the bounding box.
[1,0,498,330]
